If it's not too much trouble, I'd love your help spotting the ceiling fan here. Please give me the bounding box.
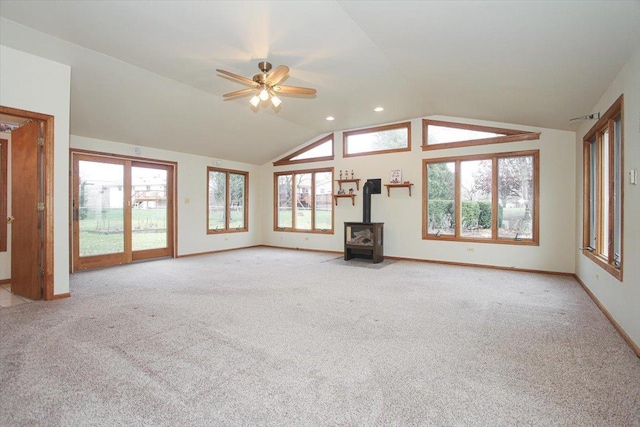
[216,61,316,108]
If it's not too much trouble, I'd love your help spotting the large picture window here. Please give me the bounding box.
[424,150,539,244]
[582,95,623,280]
[274,168,333,233]
[343,122,411,157]
[207,167,248,233]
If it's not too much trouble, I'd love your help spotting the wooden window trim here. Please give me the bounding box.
[581,94,623,281]
[0,138,7,252]
[423,149,539,245]
[273,134,334,166]
[273,166,334,234]
[343,122,411,158]
[206,167,249,234]
[422,119,540,151]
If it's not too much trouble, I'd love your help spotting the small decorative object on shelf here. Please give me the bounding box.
[337,189,345,195]
[339,169,343,180]
[351,170,354,179]
[390,169,402,184]
[349,188,354,194]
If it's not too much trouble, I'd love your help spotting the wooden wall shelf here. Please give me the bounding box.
[333,194,356,205]
[336,179,361,191]
[384,183,414,197]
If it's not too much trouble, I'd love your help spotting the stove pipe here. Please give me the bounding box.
[363,180,373,223]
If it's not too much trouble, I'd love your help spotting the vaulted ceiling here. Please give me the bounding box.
[1,1,639,164]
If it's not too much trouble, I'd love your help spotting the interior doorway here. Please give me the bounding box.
[71,151,176,271]
[0,105,55,301]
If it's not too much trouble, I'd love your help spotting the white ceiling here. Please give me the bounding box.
[1,1,639,165]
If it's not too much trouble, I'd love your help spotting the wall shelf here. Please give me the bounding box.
[333,194,356,206]
[336,179,361,191]
[384,182,414,197]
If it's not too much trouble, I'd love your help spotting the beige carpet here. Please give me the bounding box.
[1,247,639,425]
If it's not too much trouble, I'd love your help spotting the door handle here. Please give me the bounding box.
[7,216,15,224]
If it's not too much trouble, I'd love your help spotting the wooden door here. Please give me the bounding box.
[10,120,42,300]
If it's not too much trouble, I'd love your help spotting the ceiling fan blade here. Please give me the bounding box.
[273,85,317,95]
[223,88,258,98]
[266,65,289,85]
[216,69,258,86]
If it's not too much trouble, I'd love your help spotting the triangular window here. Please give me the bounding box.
[274,134,334,166]
[422,119,540,150]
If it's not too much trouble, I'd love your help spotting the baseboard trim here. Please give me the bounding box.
[0,278,11,285]
[48,292,70,301]
[259,244,342,256]
[383,255,575,277]
[176,245,261,259]
[573,274,640,359]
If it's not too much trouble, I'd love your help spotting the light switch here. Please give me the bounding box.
[630,169,638,185]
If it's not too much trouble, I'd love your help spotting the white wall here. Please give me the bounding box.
[575,48,640,348]
[70,136,262,256]
[0,45,71,296]
[262,116,576,273]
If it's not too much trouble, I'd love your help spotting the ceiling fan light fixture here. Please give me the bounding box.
[259,87,269,101]
[271,95,282,107]
[249,95,260,107]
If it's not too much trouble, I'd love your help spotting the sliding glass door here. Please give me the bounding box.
[72,153,174,271]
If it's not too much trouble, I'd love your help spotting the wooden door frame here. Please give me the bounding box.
[0,105,55,301]
[70,149,177,272]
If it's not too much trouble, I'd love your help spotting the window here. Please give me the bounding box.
[424,150,539,244]
[582,95,623,280]
[274,167,333,233]
[273,134,334,166]
[207,167,248,233]
[343,122,411,157]
[422,119,540,151]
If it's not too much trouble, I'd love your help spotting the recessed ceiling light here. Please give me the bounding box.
[374,107,384,112]
[326,116,335,121]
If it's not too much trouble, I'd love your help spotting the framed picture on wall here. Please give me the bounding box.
[390,169,402,184]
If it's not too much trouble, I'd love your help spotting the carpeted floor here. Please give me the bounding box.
[1,247,639,426]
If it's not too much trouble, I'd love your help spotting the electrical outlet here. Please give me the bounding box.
[467,247,474,252]
[184,198,190,204]
[595,273,600,280]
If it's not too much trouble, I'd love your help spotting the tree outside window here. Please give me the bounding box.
[207,167,248,233]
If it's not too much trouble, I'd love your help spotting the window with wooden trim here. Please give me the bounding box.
[343,122,411,157]
[274,167,333,233]
[207,167,248,233]
[423,150,539,245]
[582,95,623,280]
[422,119,540,151]
[273,134,334,166]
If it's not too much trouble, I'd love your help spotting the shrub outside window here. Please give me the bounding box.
[424,150,539,244]
[582,95,623,280]
[207,167,248,233]
[274,168,333,233]
[343,122,411,157]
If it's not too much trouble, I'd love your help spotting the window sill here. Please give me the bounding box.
[582,250,623,281]
[423,235,539,246]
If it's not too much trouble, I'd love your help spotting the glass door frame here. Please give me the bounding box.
[71,150,176,271]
